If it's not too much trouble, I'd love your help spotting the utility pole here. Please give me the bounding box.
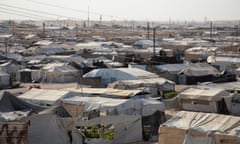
[236,25,239,39]
[147,22,150,40]
[75,24,78,37]
[42,22,45,37]
[99,15,102,26]
[153,27,156,56]
[5,38,8,57]
[87,6,90,28]
[210,21,213,40]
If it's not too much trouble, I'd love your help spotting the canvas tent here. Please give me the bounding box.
[18,88,76,106]
[0,70,10,88]
[66,87,145,99]
[17,68,41,82]
[0,60,21,81]
[153,63,221,84]
[153,63,189,82]
[108,78,175,98]
[178,63,221,84]
[159,111,240,144]
[62,96,165,142]
[0,92,44,144]
[26,106,84,144]
[0,91,84,144]
[42,63,80,83]
[83,68,158,87]
[178,87,232,113]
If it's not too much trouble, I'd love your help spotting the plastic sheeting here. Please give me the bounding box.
[18,88,75,106]
[62,96,165,116]
[159,111,240,144]
[0,91,44,121]
[83,68,158,87]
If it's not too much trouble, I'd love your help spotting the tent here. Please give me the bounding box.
[27,106,82,144]
[42,63,80,83]
[0,91,44,143]
[178,87,232,114]
[153,63,189,82]
[83,68,158,87]
[108,78,175,98]
[0,60,21,81]
[18,88,76,106]
[0,70,10,88]
[66,87,145,99]
[178,63,221,84]
[0,92,84,144]
[62,96,165,142]
[159,111,240,144]
[17,68,41,82]
[153,63,221,84]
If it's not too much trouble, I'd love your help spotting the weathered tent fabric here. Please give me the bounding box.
[68,115,142,144]
[178,63,220,76]
[0,91,44,121]
[17,68,41,82]
[66,87,143,98]
[178,87,231,113]
[83,68,158,87]
[108,77,175,91]
[27,106,78,144]
[159,111,240,144]
[18,88,75,106]
[62,96,165,116]
[0,70,10,87]
[42,63,79,83]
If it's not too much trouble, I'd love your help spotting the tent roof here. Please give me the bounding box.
[178,63,220,76]
[0,70,9,76]
[0,91,44,121]
[83,68,158,79]
[108,77,175,88]
[178,87,230,101]
[43,63,78,72]
[18,88,73,105]
[155,64,189,73]
[62,96,165,116]
[162,111,240,137]
[66,87,142,98]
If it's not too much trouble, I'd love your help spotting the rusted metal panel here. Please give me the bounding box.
[0,121,29,144]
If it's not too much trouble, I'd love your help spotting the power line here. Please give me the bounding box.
[0,10,44,20]
[0,6,54,20]
[0,4,82,20]
[25,0,126,20]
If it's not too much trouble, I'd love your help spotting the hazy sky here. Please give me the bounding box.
[0,0,239,21]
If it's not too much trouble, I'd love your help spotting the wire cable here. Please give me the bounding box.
[0,6,54,20]
[0,4,82,20]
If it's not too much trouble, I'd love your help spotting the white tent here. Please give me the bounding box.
[62,96,165,116]
[18,88,75,106]
[178,87,231,113]
[42,63,79,83]
[62,96,165,142]
[0,70,10,88]
[159,111,240,144]
[83,68,158,87]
